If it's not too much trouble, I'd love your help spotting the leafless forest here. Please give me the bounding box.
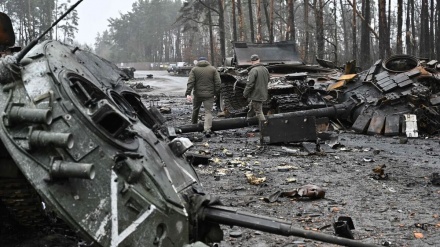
[1,0,440,68]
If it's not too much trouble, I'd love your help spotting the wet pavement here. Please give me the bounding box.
[162,94,440,247]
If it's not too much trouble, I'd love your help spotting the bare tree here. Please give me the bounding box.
[420,0,429,57]
[436,0,440,59]
[429,0,434,53]
[237,0,246,41]
[360,0,371,66]
[378,0,388,58]
[352,0,357,61]
[256,0,262,42]
[248,0,255,42]
[396,0,403,54]
[286,0,296,43]
[218,0,226,61]
[231,0,237,41]
[314,0,325,58]
[304,0,309,62]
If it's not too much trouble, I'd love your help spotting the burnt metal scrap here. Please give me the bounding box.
[215,42,440,139]
[118,66,136,79]
[0,6,379,247]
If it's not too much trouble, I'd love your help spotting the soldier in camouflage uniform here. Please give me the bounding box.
[185,57,221,137]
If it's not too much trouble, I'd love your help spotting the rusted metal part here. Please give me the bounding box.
[260,116,317,144]
[367,115,386,135]
[384,115,400,136]
[333,216,355,239]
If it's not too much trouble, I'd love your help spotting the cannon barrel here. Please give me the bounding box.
[201,205,378,247]
[177,101,356,133]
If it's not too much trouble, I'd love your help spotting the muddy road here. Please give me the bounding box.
[134,71,440,246]
[163,95,440,247]
[1,72,439,247]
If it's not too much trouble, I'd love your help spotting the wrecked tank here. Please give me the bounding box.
[0,3,379,247]
[183,54,440,140]
[218,41,341,114]
[217,41,440,138]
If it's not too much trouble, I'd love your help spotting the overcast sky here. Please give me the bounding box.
[75,0,137,45]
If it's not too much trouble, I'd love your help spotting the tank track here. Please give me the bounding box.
[0,177,80,238]
[0,178,49,227]
[269,94,302,113]
[220,82,248,114]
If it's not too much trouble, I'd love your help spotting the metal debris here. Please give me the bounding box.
[431,173,440,186]
[372,164,388,180]
[333,216,355,239]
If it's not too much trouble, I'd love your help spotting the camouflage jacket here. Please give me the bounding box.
[243,64,269,101]
[185,60,221,98]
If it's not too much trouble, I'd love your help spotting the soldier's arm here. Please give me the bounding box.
[214,69,221,95]
[243,69,257,98]
[185,68,196,96]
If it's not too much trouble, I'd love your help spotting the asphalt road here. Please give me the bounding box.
[133,70,188,96]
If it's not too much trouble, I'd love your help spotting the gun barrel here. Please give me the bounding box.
[201,205,378,247]
[177,101,355,133]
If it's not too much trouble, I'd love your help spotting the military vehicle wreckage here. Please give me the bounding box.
[180,42,440,143]
[0,1,378,247]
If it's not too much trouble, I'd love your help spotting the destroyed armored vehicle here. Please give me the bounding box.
[0,4,377,247]
[118,66,136,79]
[218,41,341,114]
[197,42,440,140]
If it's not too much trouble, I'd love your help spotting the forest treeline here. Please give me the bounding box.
[0,0,79,46]
[1,0,440,69]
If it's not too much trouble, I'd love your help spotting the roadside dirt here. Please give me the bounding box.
[159,95,440,247]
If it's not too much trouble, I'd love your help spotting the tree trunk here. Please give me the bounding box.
[208,6,215,65]
[378,0,387,58]
[360,0,371,66]
[256,0,262,42]
[248,0,255,42]
[176,30,182,62]
[411,0,417,55]
[314,0,325,58]
[420,0,429,57]
[232,0,237,41]
[352,0,357,61]
[429,0,434,55]
[217,0,226,62]
[165,32,170,62]
[269,0,274,43]
[406,0,412,54]
[263,0,271,42]
[339,0,349,62]
[304,0,309,62]
[396,0,403,54]
[436,0,440,59]
[387,0,391,55]
[237,0,246,41]
[286,0,296,43]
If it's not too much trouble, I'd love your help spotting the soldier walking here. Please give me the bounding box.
[243,54,270,123]
[185,57,221,137]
